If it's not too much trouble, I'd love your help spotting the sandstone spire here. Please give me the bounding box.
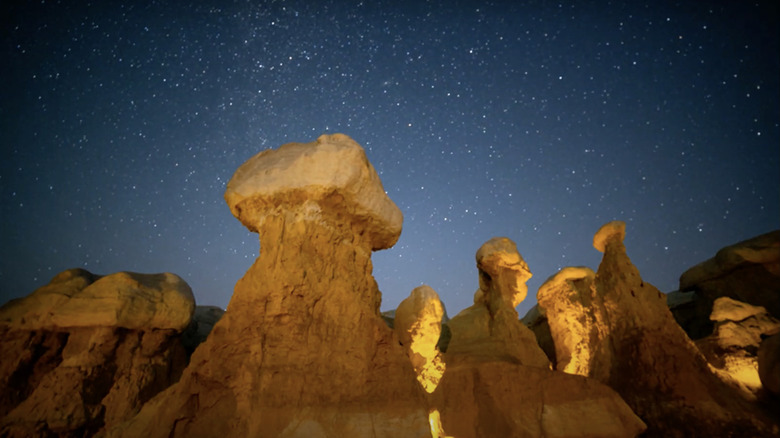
[112,134,430,438]
[536,220,776,435]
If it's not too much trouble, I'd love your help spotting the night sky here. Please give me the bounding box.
[2,1,778,318]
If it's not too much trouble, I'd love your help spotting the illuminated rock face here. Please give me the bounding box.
[112,134,430,438]
[394,285,446,393]
[0,269,192,436]
[444,237,550,367]
[432,237,646,438]
[538,221,776,436]
[695,297,780,398]
[537,266,604,377]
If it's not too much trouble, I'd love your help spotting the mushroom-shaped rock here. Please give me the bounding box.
[0,270,195,332]
[444,237,548,367]
[112,135,429,438]
[394,285,446,393]
[593,220,626,253]
[475,237,532,308]
[224,133,403,250]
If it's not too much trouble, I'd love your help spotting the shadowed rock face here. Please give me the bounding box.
[431,236,646,438]
[537,221,777,436]
[0,269,193,437]
[678,230,780,326]
[111,134,430,438]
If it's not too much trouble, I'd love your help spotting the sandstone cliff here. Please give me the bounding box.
[111,134,430,438]
[0,268,194,437]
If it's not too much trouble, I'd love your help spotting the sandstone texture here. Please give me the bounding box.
[678,230,780,324]
[394,285,446,393]
[224,132,402,250]
[695,297,780,398]
[535,221,777,436]
[432,237,646,438]
[0,268,194,437]
[111,134,430,438]
[759,333,780,396]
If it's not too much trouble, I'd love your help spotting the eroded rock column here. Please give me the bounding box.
[112,134,430,438]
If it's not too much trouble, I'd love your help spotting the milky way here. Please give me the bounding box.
[2,1,778,317]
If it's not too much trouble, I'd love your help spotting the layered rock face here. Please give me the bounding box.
[536,221,776,436]
[432,237,646,438]
[677,230,780,330]
[0,268,194,437]
[112,134,430,438]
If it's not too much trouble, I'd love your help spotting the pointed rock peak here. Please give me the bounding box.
[475,237,532,308]
[593,220,626,253]
[224,133,403,250]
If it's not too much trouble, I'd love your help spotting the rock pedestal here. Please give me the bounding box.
[111,134,430,438]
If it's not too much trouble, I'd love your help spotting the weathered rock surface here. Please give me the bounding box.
[759,333,780,396]
[445,237,550,367]
[433,237,646,438]
[536,221,777,436]
[537,266,606,378]
[394,285,446,393]
[111,134,430,438]
[678,230,780,324]
[0,268,195,331]
[0,268,194,437]
[695,297,780,398]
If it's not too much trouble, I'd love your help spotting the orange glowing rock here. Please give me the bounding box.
[395,285,447,393]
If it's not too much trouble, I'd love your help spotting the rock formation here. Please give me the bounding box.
[111,134,430,437]
[536,221,777,436]
[432,237,646,438]
[394,285,446,393]
[677,230,780,329]
[0,268,194,437]
[759,333,780,396]
[694,297,780,398]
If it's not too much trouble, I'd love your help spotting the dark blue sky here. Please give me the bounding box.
[2,1,778,317]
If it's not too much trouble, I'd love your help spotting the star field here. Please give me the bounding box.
[2,1,778,317]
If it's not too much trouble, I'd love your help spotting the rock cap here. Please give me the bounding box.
[224,133,403,250]
[593,220,626,253]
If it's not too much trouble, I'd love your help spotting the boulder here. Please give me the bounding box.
[535,221,776,436]
[181,305,225,354]
[111,134,430,438]
[0,269,193,437]
[394,285,446,393]
[432,237,646,438]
